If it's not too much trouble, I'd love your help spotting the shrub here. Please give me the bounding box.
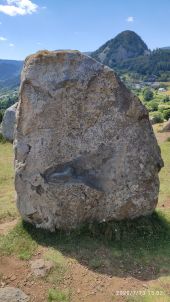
[163,109,170,121]
[162,96,170,103]
[143,88,154,101]
[150,112,164,124]
[148,101,158,112]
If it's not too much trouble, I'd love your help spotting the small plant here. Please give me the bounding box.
[48,289,70,302]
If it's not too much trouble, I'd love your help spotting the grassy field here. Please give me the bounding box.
[0,142,18,222]
[0,127,170,302]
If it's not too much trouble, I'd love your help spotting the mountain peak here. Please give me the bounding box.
[91,30,149,67]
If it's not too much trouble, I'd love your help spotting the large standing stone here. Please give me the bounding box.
[2,102,18,142]
[14,50,163,231]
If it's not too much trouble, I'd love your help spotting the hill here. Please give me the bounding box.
[91,30,150,66]
[0,59,23,90]
[118,48,170,81]
[91,31,170,81]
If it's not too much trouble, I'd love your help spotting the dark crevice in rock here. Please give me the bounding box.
[27,212,43,224]
[43,160,105,192]
[26,144,32,154]
[31,184,45,195]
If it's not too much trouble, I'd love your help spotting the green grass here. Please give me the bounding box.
[48,289,70,302]
[0,221,37,260]
[0,142,18,222]
[159,141,170,206]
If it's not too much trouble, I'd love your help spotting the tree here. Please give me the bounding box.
[149,101,158,111]
[143,88,153,101]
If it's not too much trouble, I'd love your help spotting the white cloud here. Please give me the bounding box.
[0,0,38,16]
[126,16,134,22]
[9,43,14,46]
[0,36,7,41]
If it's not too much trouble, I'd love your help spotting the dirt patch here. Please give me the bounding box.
[0,219,18,235]
[0,254,160,302]
[0,256,49,302]
[154,123,170,143]
[156,131,170,143]
[159,199,170,209]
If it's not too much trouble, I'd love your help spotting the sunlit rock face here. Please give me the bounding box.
[14,50,163,231]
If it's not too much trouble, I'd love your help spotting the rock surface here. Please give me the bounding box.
[2,102,18,142]
[162,119,170,132]
[0,287,29,302]
[15,50,163,231]
[30,259,54,277]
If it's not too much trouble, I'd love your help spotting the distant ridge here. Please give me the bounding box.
[0,59,23,90]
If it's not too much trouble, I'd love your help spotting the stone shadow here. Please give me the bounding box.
[23,211,170,281]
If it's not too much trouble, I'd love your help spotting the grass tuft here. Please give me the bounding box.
[48,288,70,302]
[44,249,67,284]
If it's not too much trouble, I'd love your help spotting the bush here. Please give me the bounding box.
[143,88,154,101]
[162,96,170,103]
[147,101,158,112]
[150,112,164,124]
[163,109,170,121]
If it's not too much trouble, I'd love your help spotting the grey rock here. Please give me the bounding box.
[15,50,163,231]
[30,259,54,277]
[0,287,29,302]
[162,119,170,132]
[2,102,18,142]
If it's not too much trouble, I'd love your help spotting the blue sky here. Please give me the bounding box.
[0,0,169,60]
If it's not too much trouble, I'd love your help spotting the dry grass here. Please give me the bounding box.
[0,142,18,222]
